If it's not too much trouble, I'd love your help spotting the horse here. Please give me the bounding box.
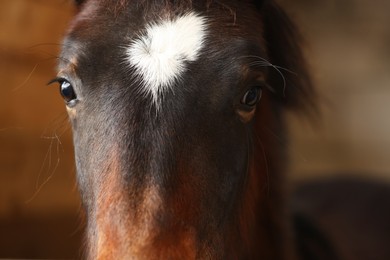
[52,0,315,258]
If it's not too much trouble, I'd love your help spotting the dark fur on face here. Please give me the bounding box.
[59,0,314,258]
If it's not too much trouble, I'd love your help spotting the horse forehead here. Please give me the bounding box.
[124,12,208,106]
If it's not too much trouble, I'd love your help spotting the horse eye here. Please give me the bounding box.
[74,0,85,6]
[241,87,262,106]
[48,78,78,106]
[59,80,77,104]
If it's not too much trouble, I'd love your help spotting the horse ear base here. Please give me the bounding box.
[262,1,317,115]
[254,0,267,9]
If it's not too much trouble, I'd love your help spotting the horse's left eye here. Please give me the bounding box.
[241,87,262,107]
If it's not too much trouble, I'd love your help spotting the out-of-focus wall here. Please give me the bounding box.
[0,0,77,215]
[0,0,389,258]
[280,0,390,181]
[0,0,81,258]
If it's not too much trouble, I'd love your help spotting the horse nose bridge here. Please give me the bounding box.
[102,113,178,171]
[83,145,159,259]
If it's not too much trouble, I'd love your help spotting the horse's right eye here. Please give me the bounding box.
[48,78,78,106]
[59,80,77,103]
[74,0,85,6]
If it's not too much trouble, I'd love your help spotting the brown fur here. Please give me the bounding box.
[60,0,315,258]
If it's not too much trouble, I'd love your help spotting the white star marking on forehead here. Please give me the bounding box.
[126,12,207,107]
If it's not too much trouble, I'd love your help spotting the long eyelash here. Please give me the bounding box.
[47,77,65,86]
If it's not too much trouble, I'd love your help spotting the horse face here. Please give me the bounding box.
[55,0,312,258]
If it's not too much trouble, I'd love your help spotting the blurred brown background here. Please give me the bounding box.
[0,0,389,258]
[283,0,390,182]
